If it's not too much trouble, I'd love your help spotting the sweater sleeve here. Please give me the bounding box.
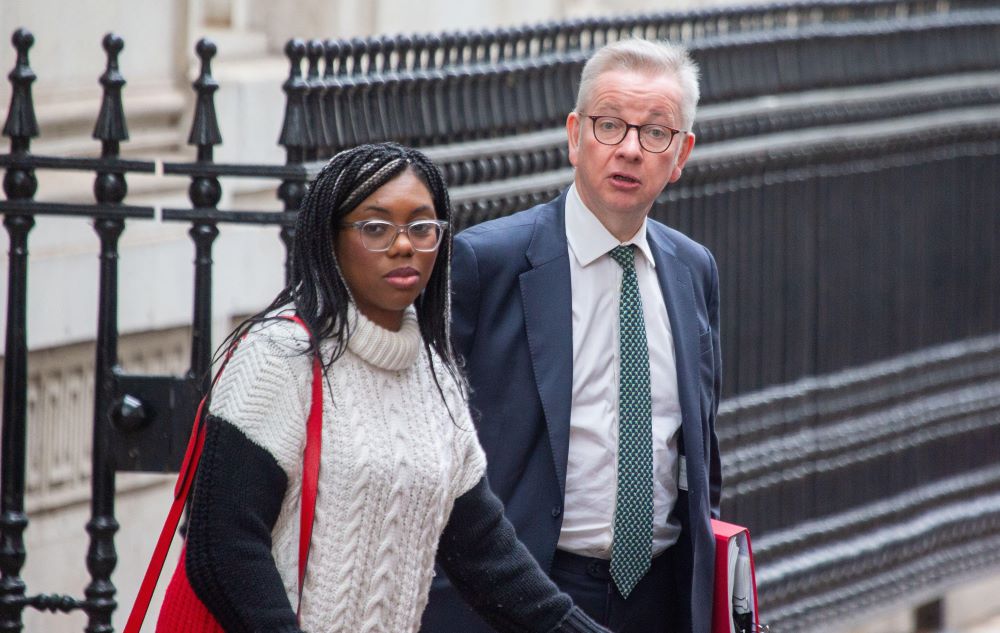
[437,476,609,633]
[451,409,488,500]
[209,317,312,477]
[185,415,304,633]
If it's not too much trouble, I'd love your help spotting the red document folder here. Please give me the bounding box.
[711,519,761,633]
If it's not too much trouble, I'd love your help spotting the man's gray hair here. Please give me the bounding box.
[575,38,700,130]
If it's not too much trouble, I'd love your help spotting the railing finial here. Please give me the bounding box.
[306,38,329,158]
[3,27,40,144]
[380,34,396,74]
[188,38,222,159]
[350,36,368,75]
[92,32,129,153]
[323,38,340,78]
[277,38,311,159]
[395,34,412,72]
[307,38,324,81]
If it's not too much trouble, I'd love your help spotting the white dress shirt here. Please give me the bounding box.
[556,184,683,559]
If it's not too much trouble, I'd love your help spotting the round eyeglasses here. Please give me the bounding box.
[342,219,449,252]
[584,115,685,154]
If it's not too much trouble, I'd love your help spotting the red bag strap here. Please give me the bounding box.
[297,327,323,613]
[124,314,323,633]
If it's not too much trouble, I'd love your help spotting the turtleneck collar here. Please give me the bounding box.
[346,304,422,371]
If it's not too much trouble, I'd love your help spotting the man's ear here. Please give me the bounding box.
[669,131,696,183]
[566,111,582,167]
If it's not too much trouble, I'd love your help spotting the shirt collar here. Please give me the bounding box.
[564,183,656,268]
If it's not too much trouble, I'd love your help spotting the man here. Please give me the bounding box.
[423,38,722,633]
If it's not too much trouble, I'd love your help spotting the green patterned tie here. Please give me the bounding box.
[608,245,654,598]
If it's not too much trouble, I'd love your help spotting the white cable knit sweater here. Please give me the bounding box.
[209,305,486,633]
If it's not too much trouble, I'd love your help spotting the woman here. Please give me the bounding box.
[165,143,608,633]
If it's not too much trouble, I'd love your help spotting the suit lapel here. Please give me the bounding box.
[648,229,706,491]
[519,193,573,494]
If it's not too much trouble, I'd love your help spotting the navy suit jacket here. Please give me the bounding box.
[422,189,722,633]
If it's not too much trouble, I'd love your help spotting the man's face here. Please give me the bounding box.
[567,69,695,229]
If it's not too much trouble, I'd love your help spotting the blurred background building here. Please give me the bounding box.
[2,0,999,632]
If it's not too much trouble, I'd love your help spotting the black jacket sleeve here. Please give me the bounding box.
[184,414,304,633]
[437,476,609,633]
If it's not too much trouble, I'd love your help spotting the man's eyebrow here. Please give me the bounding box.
[595,102,623,113]
[589,103,677,124]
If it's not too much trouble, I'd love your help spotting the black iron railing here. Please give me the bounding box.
[2,1,1000,631]
[0,29,308,633]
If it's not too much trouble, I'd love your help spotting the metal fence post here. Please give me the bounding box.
[85,32,132,633]
[0,27,38,633]
[187,38,223,390]
[277,39,309,279]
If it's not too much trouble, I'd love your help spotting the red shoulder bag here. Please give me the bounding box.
[124,315,323,632]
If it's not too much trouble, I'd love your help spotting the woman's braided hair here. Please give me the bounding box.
[222,142,463,400]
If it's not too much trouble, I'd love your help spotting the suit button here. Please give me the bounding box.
[551,505,562,517]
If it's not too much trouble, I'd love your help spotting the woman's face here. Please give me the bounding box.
[335,168,441,331]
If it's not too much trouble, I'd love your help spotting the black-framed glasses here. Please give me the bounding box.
[584,115,685,153]
[342,219,449,252]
